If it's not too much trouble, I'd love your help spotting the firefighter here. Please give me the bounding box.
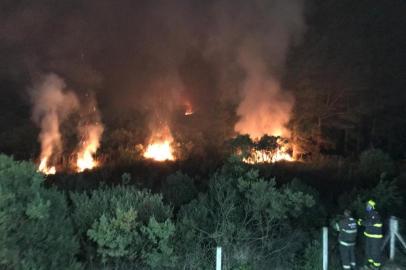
[335,209,358,270]
[357,200,383,269]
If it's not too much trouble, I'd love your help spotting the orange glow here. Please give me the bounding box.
[184,101,194,116]
[75,124,103,172]
[144,140,175,161]
[143,127,175,161]
[38,158,56,175]
[76,147,98,172]
[242,138,295,164]
[242,148,294,164]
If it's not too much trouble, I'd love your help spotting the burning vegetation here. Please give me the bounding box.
[31,74,104,174]
[76,123,103,172]
[231,135,295,164]
[75,96,104,173]
[30,74,79,175]
[143,126,176,162]
[184,101,194,116]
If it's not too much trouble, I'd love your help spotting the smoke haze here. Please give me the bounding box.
[30,74,79,166]
[2,0,306,154]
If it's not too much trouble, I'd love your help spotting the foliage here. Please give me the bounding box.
[343,180,404,219]
[358,148,395,180]
[70,186,171,235]
[229,134,254,159]
[298,240,322,270]
[70,185,175,268]
[0,154,81,270]
[162,171,197,208]
[176,159,315,269]
[285,178,326,228]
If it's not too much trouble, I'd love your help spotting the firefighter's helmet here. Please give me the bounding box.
[366,199,376,211]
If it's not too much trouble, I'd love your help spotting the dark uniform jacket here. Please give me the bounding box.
[336,217,358,246]
[358,210,383,239]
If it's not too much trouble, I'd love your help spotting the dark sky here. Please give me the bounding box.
[1,0,405,159]
[0,0,304,116]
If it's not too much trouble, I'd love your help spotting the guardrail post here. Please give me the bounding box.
[389,216,396,260]
[323,227,328,270]
[216,247,222,270]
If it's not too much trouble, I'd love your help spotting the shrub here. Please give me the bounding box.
[71,185,176,268]
[299,240,322,270]
[162,171,197,208]
[0,154,81,270]
[176,160,315,269]
[359,149,395,180]
[346,180,403,218]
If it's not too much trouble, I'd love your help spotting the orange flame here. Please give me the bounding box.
[184,101,194,116]
[76,124,103,172]
[143,127,175,161]
[76,146,99,172]
[38,157,56,175]
[242,148,293,164]
[144,140,175,161]
[241,138,295,164]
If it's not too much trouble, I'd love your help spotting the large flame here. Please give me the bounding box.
[144,140,175,161]
[76,124,103,172]
[242,146,294,164]
[234,50,294,139]
[38,157,56,175]
[76,145,98,172]
[143,127,175,161]
[241,137,295,164]
[31,74,79,175]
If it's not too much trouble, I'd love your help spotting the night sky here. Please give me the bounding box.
[0,0,405,160]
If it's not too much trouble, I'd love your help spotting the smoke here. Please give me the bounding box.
[3,0,306,157]
[30,74,79,169]
[209,0,305,139]
[76,94,104,171]
[234,49,295,138]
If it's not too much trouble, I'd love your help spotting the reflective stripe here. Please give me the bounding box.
[350,262,356,266]
[342,265,351,269]
[373,223,382,228]
[339,240,355,246]
[342,229,357,234]
[364,232,383,238]
[368,259,374,263]
[357,219,362,226]
[373,262,381,267]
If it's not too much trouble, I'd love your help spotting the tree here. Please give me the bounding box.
[358,148,395,180]
[70,185,176,269]
[0,154,81,270]
[162,171,198,209]
[176,159,315,269]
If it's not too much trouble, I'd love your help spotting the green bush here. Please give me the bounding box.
[359,149,395,180]
[71,185,176,268]
[344,180,404,218]
[162,171,197,208]
[299,240,322,270]
[176,160,315,269]
[0,154,81,270]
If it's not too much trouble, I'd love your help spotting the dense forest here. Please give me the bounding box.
[0,0,405,269]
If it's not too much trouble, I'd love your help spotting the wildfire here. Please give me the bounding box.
[75,123,103,172]
[144,140,175,161]
[242,148,294,164]
[143,127,175,161]
[184,101,194,116]
[76,147,98,172]
[38,158,56,175]
[240,137,295,164]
